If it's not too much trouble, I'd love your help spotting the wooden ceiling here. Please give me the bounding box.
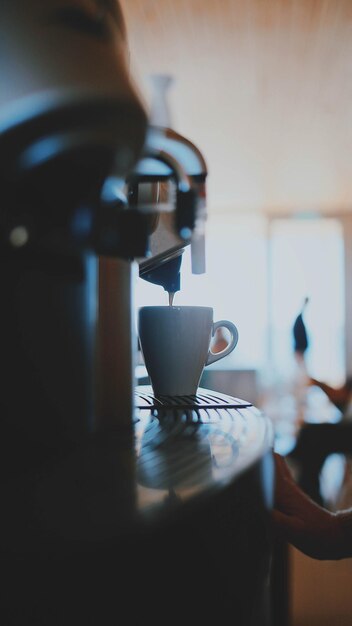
[120,0,352,215]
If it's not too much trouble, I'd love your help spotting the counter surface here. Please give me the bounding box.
[135,385,274,518]
[0,386,274,548]
[0,386,275,626]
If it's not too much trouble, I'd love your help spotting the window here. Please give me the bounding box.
[269,217,345,385]
[135,213,268,370]
[136,212,345,387]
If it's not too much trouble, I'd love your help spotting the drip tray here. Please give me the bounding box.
[135,385,252,410]
[135,385,253,427]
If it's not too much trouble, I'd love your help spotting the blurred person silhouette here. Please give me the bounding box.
[290,297,310,424]
[309,375,352,414]
[272,299,352,559]
[288,375,352,505]
[292,296,310,359]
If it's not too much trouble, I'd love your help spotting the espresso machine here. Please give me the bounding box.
[0,0,148,472]
[0,1,205,459]
[0,3,274,625]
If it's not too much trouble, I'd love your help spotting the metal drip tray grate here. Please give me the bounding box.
[136,385,252,424]
[135,387,257,476]
[135,385,252,413]
[134,387,271,499]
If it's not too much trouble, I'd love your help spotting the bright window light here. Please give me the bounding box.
[135,213,268,370]
[269,217,345,385]
[135,213,345,386]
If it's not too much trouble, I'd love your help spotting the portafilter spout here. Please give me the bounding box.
[127,126,208,277]
[139,251,183,303]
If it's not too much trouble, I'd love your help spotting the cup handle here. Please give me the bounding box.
[206,320,239,366]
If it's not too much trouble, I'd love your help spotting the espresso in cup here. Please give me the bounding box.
[138,306,239,396]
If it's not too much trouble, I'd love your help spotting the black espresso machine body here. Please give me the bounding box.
[0,4,275,625]
[0,0,149,475]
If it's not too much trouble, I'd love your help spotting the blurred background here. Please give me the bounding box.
[125,0,352,391]
[121,2,352,624]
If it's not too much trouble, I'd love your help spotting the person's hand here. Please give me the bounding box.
[308,377,319,387]
[306,379,349,411]
[272,453,347,560]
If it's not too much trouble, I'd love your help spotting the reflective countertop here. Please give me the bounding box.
[135,385,274,517]
[0,386,274,550]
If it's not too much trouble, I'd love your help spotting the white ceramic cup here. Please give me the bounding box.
[138,306,239,396]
